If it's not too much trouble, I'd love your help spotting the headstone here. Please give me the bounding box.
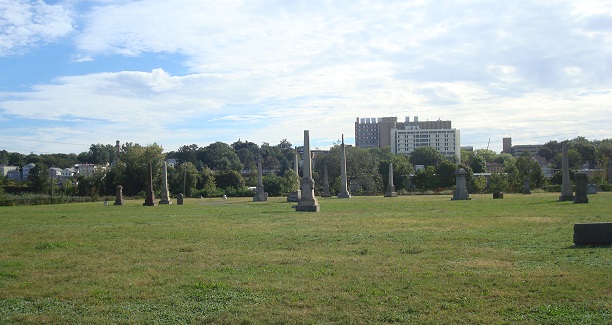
[384,162,397,197]
[114,185,124,205]
[337,134,351,199]
[159,161,172,204]
[559,143,574,201]
[253,154,268,202]
[574,222,612,246]
[295,130,320,212]
[493,192,504,199]
[573,172,589,204]
[287,154,301,202]
[522,178,531,194]
[321,165,331,197]
[177,193,184,205]
[451,168,471,200]
[587,183,598,194]
[143,162,156,206]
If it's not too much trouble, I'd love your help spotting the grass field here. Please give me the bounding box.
[0,193,611,324]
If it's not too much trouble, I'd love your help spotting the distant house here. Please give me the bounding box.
[61,168,76,178]
[21,163,36,180]
[0,165,18,177]
[74,164,96,177]
[166,158,178,168]
[486,162,504,173]
[6,170,21,181]
[48,167,62,179]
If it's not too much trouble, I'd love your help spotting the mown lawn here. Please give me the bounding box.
[0,193,610,324]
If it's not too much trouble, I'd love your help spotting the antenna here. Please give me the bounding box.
[486,138,490,150]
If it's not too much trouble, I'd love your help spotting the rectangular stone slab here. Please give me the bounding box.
[573,222,612,246]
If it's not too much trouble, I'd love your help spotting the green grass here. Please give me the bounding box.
[0,193,610,324]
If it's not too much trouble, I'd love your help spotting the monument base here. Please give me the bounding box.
[159,200,172,205]
[114,202,124,206]
[559,195,574,201]
[287,190,301,202]
[573,196,588,204]
[493,192,503,199]
[384,191,398,197]
[337,191,351,199]
[294,204,320,212]
[253,193,268,202]
[574,222,612,246]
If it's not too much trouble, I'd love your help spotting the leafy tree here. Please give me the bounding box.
[262,173,284,196]
[472,175,487,195]
[198,167,217,197]
[214,170,245,190]
[378,154,413,194]
[537,147,555,161]
[199,142,244,172]
[175,144,199,165]
[489,172,508,193]
[569,136,596,167]
[470,154,486,173]
[169,162,200,197]
[413,166,438,191]
[283,168,299,194]
[436,159,458,188]
[473,149,496,163]
[111,143,165,196]
[409,146,444,167]
[28,163,50,194]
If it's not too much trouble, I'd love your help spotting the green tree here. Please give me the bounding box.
[436,159,458,188]
[215,170,245,190]
[470,154,486,173]
[409,146,444,167]
[28,163,50,194]
[489,172,508,193]
[472,175,487,195]
[262,173,284,197]
[169,162,200,197]
[199,142,244,172]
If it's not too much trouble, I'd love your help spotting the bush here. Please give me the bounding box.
[0,194,93,206]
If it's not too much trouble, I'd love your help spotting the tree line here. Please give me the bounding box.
[1,136,611,199]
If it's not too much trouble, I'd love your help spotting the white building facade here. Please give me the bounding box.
[391,127,461,161]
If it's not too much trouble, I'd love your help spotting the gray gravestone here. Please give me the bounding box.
[253,154,268,202]
[159,161,172,204]
[114,185,124,205]
[337,134,351,199]
[587,183,598,194]
[295,130,320,212]
[321,165,331,197]
[574,222,612,246]
[143,162,156,206]
[522,178,531,194]
[384,162,397,197]
[177,193,184,205]
[559,143,574,201]
[451,168,471,200]
[573,172,589,204]
[287,154,301,202]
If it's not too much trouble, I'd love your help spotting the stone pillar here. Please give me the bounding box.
[522,177,531,194]
[177,193,184,205]
[573,172,589,204]
[451,168,471,200]
[385,162,397,197]
[159,161,172,204]
[608,159,612,184]
[294,154,299,177]
[559,143,574,201]
[114,185,124,205]
[295,130,320,212]
[321,165,331,197]
[253,154,268,202]
[143,162,156,206]
[337,134,351,198]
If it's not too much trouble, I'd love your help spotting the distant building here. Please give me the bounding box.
[502,138,512,154]
[486,162,504,173]
[511,144,543,157]
[0,165,18,177]
[22,163,36,180]
[355,116,453,149]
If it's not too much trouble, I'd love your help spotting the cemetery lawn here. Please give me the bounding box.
[1,193,611,324]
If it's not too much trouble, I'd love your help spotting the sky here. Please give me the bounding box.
[1,0,611,156]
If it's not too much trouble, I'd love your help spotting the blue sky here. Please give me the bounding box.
[1,0,611,155]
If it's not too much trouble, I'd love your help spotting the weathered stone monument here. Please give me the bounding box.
[253,153,268,202]
[574,222,612,246]
[321,165,331,197]
[177,193,184,205]
[451,167,471,200]
[143,162,156,206]
[114,185,124,205]
[559,143,574,201]
[159,161,172,204]
[384,162,398,197]
[573,172,589,204]
[287,154,301,202]
[337,134,351,199]
[587,183,598,194]
[522,177,531,195]
[295,130,320,212]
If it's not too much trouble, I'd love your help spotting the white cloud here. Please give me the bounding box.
[0,0,73,56]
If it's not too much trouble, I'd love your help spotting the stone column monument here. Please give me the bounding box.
[559,143,574,201]
[295,130,320,212]
[321,165,331,197]
[385,162,398,197]
[522,177,531,195]
[253,153,268,202]
[177,193,184,205]
[143,162,156,206]
[573,172,589,204]
[451,167,471,200]
[159,161,172,204]
[287,154,301,202]
[337,134,351,199]
[114,185,124,205]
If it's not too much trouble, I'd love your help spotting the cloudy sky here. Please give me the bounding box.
[1,0,611,155]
